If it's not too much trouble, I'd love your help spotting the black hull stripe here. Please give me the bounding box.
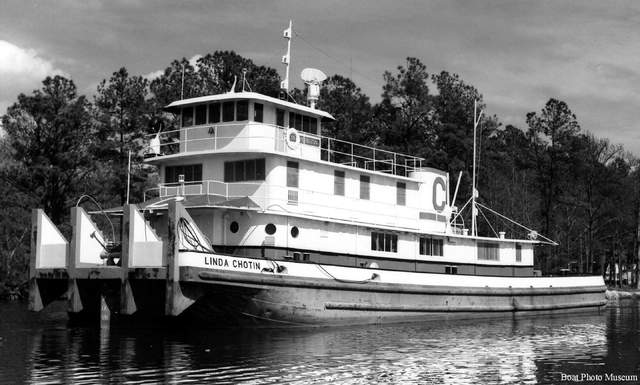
[324,301,608,312]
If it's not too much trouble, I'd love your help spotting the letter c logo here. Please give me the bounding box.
[432,176,446,212]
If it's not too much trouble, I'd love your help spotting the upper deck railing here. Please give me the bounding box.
[145,122,426,177]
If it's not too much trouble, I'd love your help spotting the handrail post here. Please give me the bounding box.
[351,143,354,166]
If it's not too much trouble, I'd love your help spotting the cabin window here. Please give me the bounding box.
[230,221,239,233]
[195,105,207,125]
[445,266,458,275]
[516,244,522,262]
[222,101,235,122]
[165,164,202,184]
[478,242,499,261]
[236,100,249,121]
[334,170,345,196]
[181,107,193,127]
[223,158,265,182]
[288,112,312,132]
[310,117,318,134]
[397,182,406,206]
[287,161,299,188]
[371,231,397,253]
[209,103,220,123]
[419,237,443,256]
[276,109,285,127]
[303,116,310,133]
[360,175,370,200]
[254,103,263,122]
[290,226,299,238]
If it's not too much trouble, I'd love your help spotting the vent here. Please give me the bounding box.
[288,190,298,205]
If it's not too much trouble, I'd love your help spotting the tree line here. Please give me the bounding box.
[1,51,637,298]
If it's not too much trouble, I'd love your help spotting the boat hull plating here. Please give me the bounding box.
[173,253,607,327]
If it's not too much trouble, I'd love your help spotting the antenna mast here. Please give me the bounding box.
[471,100,484,237]
[280,20,292,91]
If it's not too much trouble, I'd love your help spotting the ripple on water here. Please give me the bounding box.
[1,302,639,384]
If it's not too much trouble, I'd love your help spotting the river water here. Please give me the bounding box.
[0,300,638,384]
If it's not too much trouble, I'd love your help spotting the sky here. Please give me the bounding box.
[1,0,639,154]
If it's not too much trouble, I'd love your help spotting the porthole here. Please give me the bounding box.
[265,223,276,235]
[230,221,239,233]
[290,226,299,238]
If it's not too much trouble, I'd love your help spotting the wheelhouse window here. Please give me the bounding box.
[310,117,318,133]
[254,103,263,122]
[478,242,499,261]
[288,112,317,134]
[419,237,443,256]
[276,109,285,127]
[334,170,345,196]
[371,231,398,253]
[516,243,522,262]
[236,100,249,121]
[360,175,370,200]
[222,101,235,122]
[223,158,265,182]
[208,103,220,123]
[397,182,406,206]
[195,105,207,125]
[181,107,193,127]
[287,161,299,188]
[165,164,202,184]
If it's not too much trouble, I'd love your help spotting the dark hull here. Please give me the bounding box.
[174,267,608,327]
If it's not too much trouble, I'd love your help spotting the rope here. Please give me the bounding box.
[476,205,498,238]
[316,264,376,284]
[178,217,212,252]
[476,202,557,245]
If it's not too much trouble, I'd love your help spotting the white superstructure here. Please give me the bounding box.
[144,89,535,277]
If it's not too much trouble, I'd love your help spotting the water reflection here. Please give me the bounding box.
[1,301,638,384]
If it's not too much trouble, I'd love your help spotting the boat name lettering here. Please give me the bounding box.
[204,256,261,270]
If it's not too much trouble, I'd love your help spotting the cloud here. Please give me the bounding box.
[0,40,67,115]
[143,69,164,81]
[142,54,203,81]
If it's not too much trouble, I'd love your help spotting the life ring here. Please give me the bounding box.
[286,128,299,149]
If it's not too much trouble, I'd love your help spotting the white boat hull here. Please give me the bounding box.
[177,252,607,326]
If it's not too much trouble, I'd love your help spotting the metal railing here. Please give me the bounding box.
[145,122,426,177]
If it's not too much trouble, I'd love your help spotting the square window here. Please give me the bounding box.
[236,100,248,121]
[209,103,220,123]
[195,105,207,125]
[310,118,318,134]
[287,161,299,188]
[277,109,285,127]
[303,115,310,133]
[246,159,256,180]
[360,175,370,200]
[222,101,235,122]
[182,107,193,127]
[234,161,245,181]
[334,170,345,196]
[256,158,266,180]
[397,182,406,206]
[224,162,234,182]
[254,103,263,122]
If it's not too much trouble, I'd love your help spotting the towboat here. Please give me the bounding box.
[28,24,606,326]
